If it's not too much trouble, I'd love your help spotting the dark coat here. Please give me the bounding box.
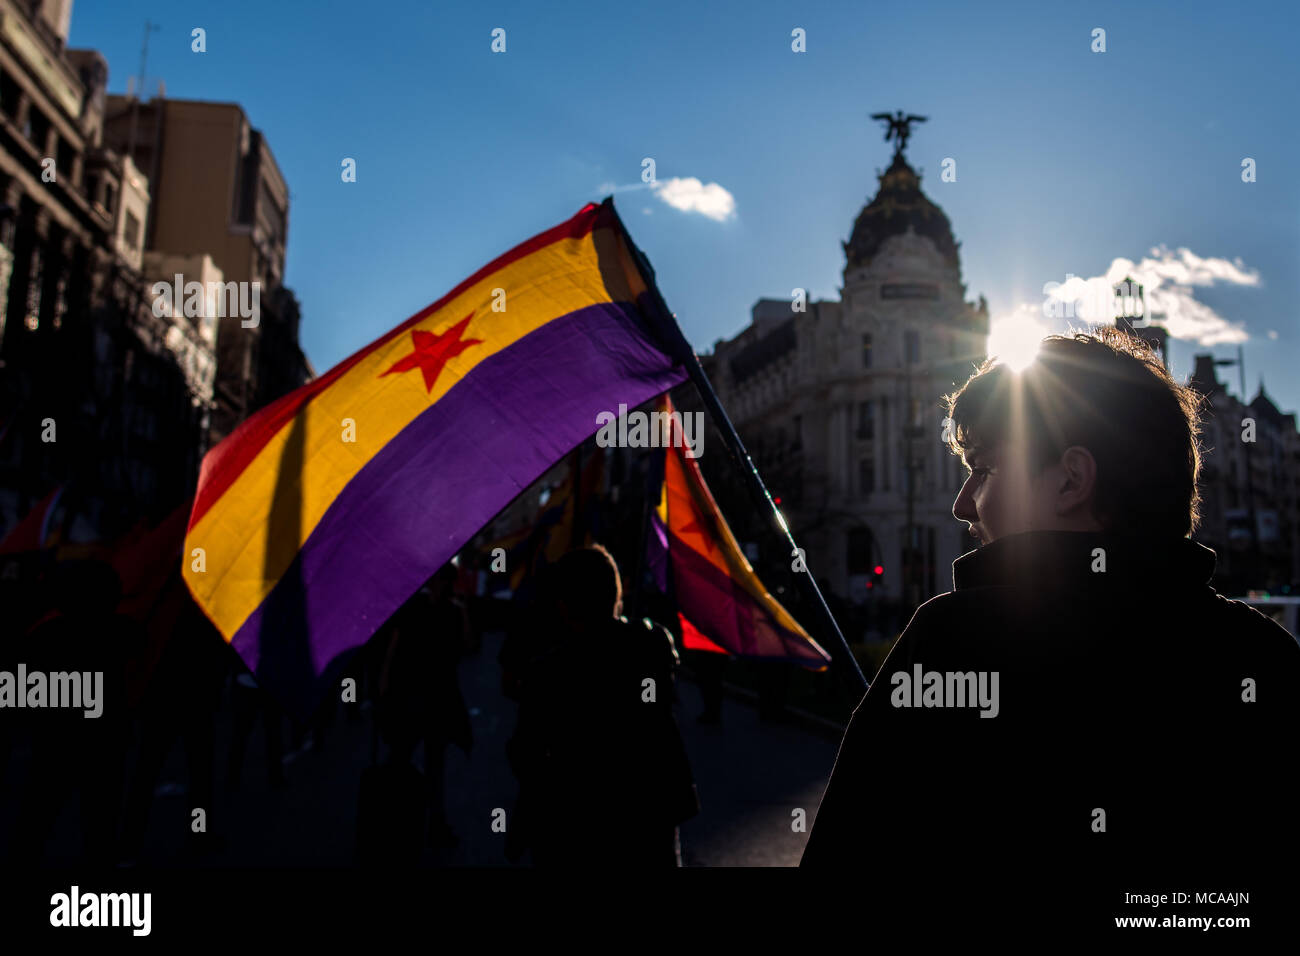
[377,592,473,756]
[505,616,699,866]
[802,531,1300,911]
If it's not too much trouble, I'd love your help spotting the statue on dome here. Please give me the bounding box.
[870,110,928,158]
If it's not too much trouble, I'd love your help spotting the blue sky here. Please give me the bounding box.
[71,0,1299,413]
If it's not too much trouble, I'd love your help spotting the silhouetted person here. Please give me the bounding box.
[228,670,286,790]
[10,560,140,865]
[119,587,227,862]
[0,557,29,789]
[498,573,565,704]
[498,565,558,704]
[642,585,725,724]
[376,563,473,848]
[340,651,368,724]
[802,331,1300,916]
[505,546,699,866]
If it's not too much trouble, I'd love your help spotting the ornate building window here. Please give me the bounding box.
[905,329,920,365]
[857,400,874,440]
[859,457,875,495]
[124,210,141,251]
[881,396,891,491]
[846,526,875,575]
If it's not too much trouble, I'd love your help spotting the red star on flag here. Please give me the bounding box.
[380,313,484,393]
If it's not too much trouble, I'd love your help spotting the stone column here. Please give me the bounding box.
[41,126,58,169]
[13,92,30,142]
[0,179,21,352]
[24,209,50,331]
[45,229,74,331]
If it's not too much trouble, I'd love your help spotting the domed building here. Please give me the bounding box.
[844,153,962,273]
[693,132,989,630]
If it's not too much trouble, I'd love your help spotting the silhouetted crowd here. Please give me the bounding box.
[1,544,700,867]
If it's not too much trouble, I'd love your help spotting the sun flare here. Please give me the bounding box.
[987,314,1049,371]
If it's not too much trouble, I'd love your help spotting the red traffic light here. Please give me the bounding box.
[873,565,884,576]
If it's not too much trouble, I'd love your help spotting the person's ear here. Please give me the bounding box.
[1056,446,1098,515]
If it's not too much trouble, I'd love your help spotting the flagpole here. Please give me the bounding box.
[605,199,868,696]
[623,445,659,622]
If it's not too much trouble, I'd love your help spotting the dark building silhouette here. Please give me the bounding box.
[0,1,311,544]
[0,0,210,538]
[102,95,312,446]
[1189,354,1300,594]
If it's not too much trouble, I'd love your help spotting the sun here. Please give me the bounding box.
[987,313,1049,371]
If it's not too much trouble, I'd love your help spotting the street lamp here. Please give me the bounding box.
[1114,276,1169,369]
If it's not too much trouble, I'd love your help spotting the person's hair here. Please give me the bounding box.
[550,545,623,622]
[944,328,1204,537]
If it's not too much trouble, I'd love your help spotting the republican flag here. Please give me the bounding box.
[184,200,687,713]
[650,396,830,665]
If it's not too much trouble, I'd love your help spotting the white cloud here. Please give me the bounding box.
[1035,247,1258,346]
[650,177,736,221]
[594,176,736,222]
[1126,246,1259,288]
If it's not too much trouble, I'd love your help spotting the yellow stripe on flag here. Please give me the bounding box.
[188,230,623,641]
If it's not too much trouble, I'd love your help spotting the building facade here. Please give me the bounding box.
[0,0,215,539]
[101,95,310,446]
[0,1,312,546]
[693,149,988,624]
[1189,355,1300,594]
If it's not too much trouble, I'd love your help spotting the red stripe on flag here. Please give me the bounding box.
[680,612,730,655]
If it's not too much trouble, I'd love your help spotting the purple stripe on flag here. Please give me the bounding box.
[647,511,669,594]
[232,301,686,711]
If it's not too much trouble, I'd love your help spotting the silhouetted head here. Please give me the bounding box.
[946,328,1202,545]
[550,545,622,629]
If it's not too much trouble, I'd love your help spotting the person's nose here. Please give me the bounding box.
[953,476,978,525]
